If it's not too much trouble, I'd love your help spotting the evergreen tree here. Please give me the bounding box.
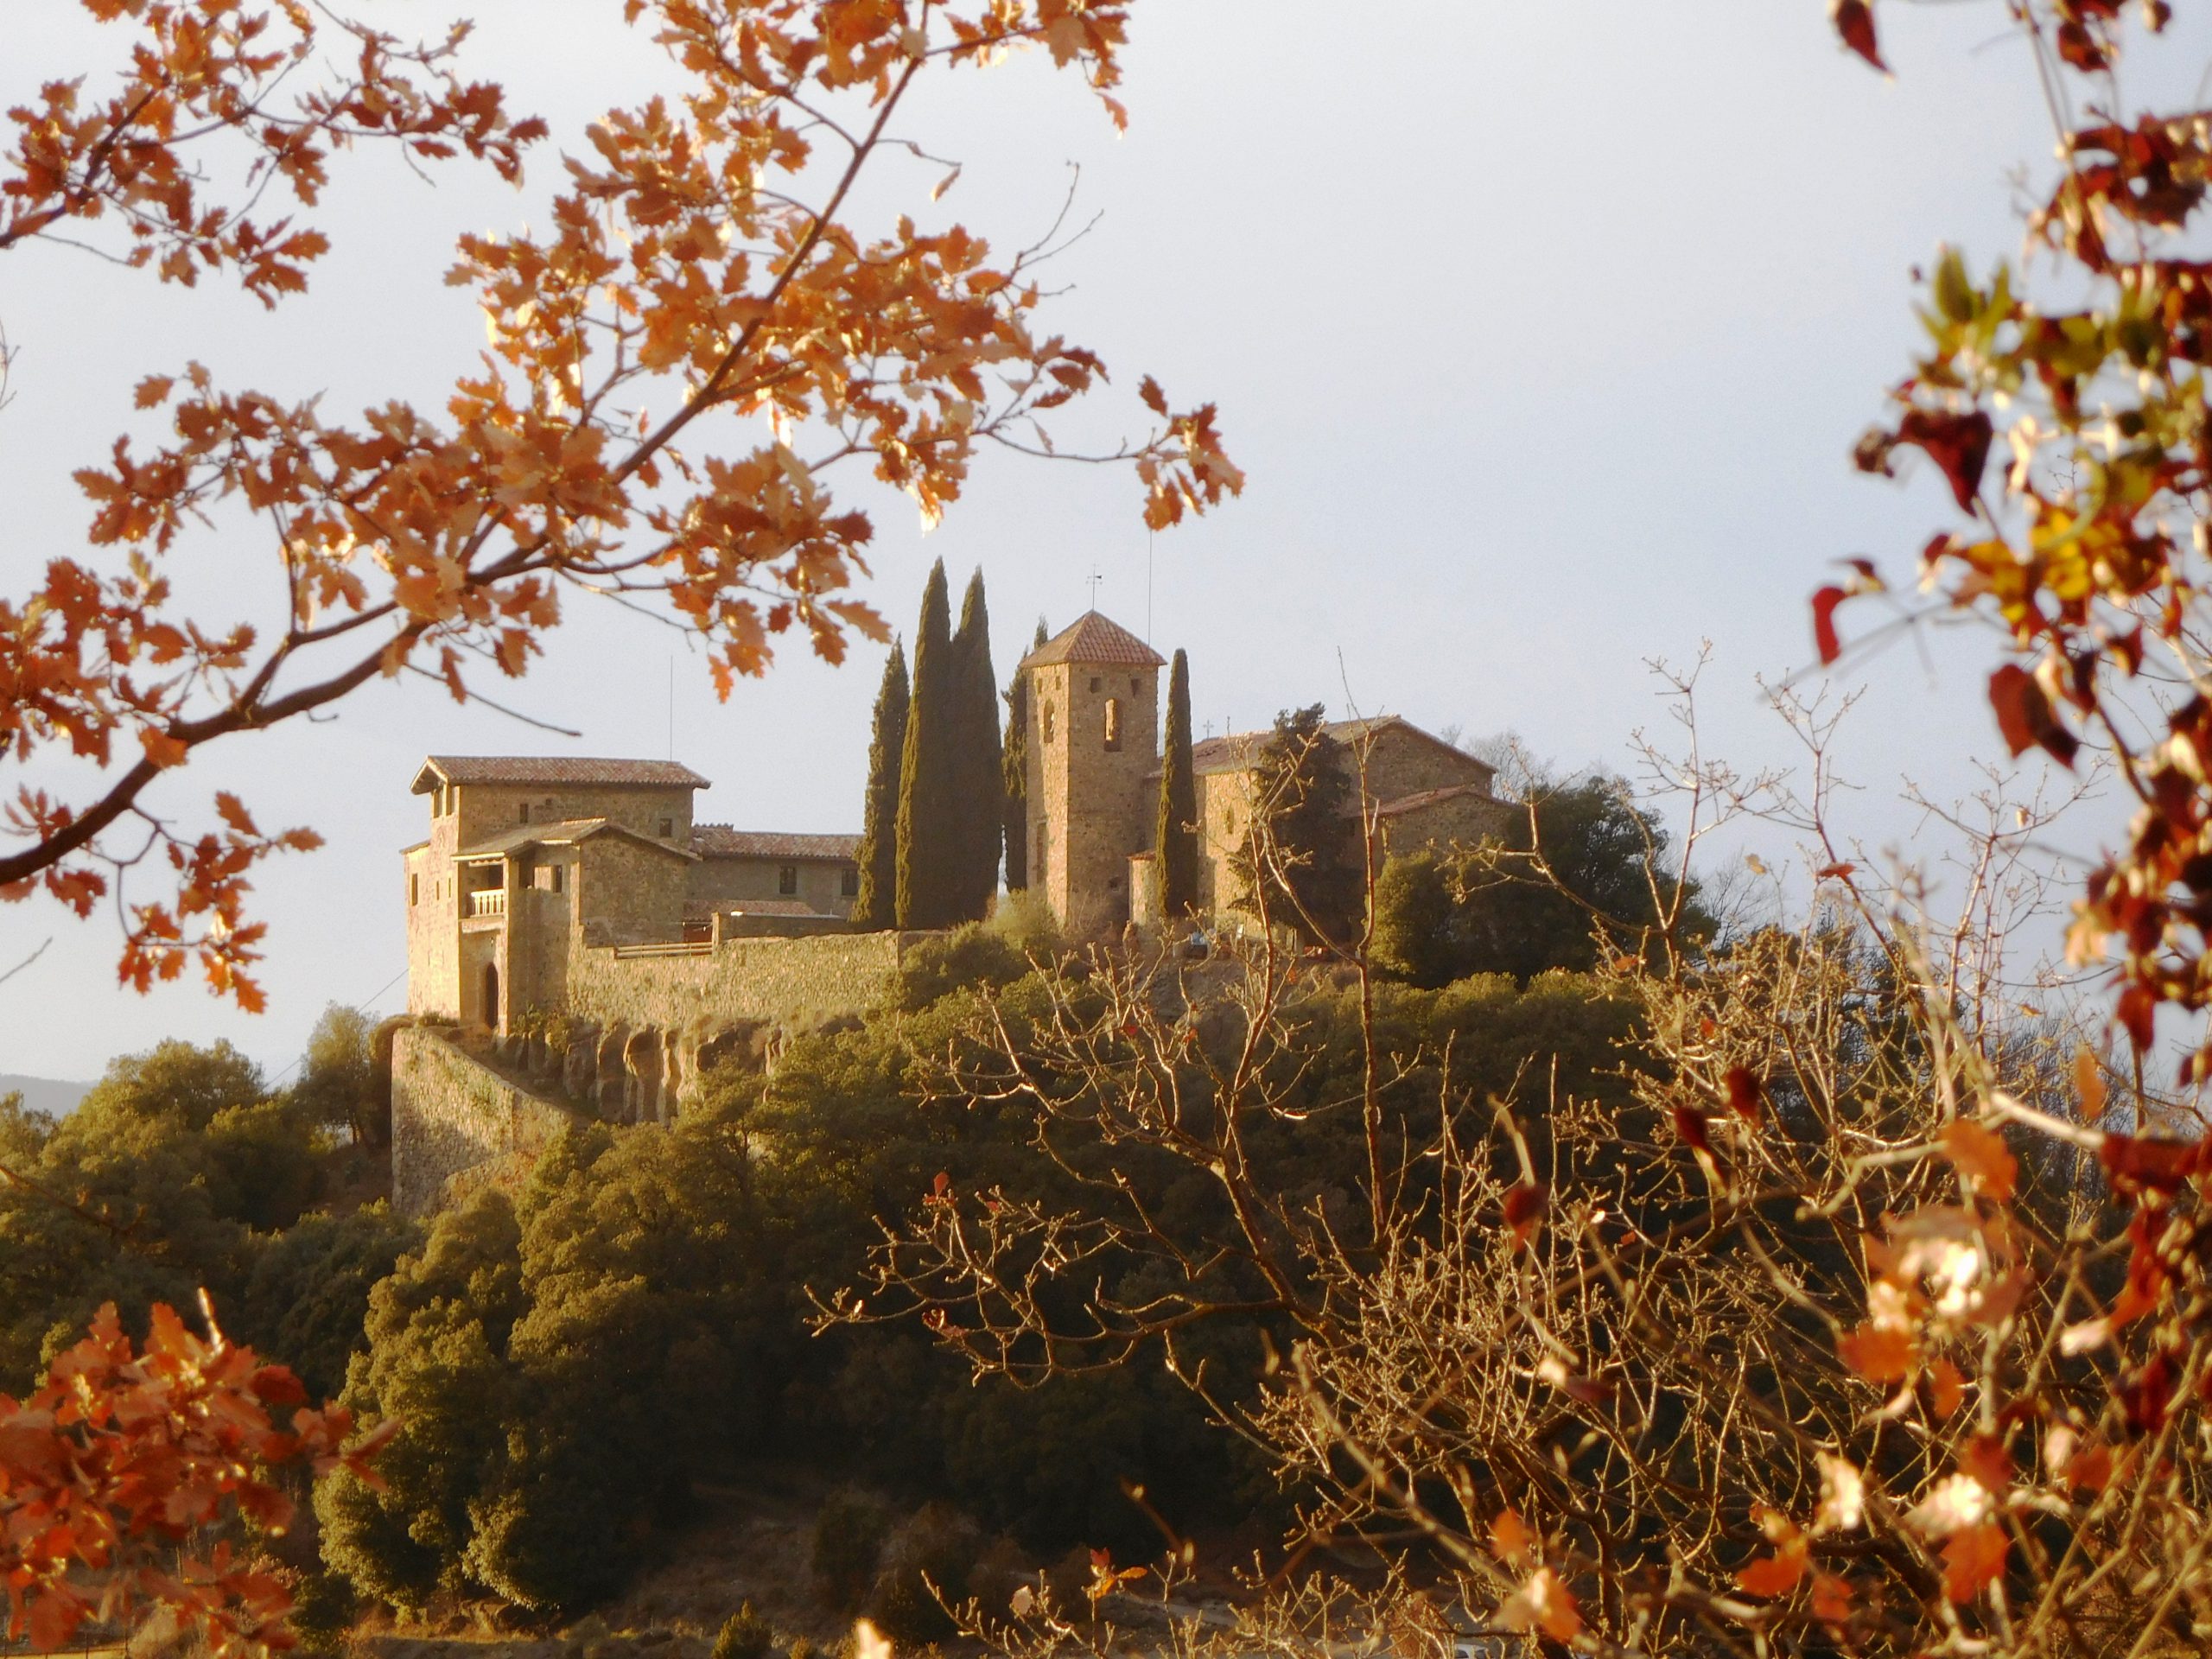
[950,569,1003,918]
[1002,619,1048,890]
[851,640,909,929]
[1230,703,1363,947]
[896,563,961,928]
[1155,647,1198,920]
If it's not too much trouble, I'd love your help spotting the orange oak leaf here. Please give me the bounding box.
[1941,1522,2009,1602]
[1489,1508,1534,1568]
[1838,1321,1916,1382]
[1942,1119,2018,1202]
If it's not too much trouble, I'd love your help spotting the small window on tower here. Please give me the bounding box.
[840,866,859,898]
[779,865,799,895]
[1090,677,1102,693]
[1103,697,1122,752]
[410,874,419,906]
[1043,702,1056,743]
[519,803,531,824]
[659,817,675,838]
[1130,677,1140,696]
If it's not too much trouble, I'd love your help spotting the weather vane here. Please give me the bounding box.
[1088,565,1103,610]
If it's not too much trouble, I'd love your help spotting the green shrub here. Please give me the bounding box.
[812,1489,892,1612]
[893,923,1028,1012]
[285,1565,360,1655]
[710,1604,775,1659]
[865,1503,982,1645]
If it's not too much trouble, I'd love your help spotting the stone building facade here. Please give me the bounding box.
[404,621,1510,1037]
[391,619,1515,1212]
[1018,611,1511,937]
[404,754,861,1033]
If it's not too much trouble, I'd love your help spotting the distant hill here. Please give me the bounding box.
[0,1074,89,1120]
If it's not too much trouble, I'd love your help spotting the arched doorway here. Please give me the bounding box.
[480,960,500,1031]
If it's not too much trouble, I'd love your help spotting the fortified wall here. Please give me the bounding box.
[392,929,925,1216]
[391,1026,583,1216]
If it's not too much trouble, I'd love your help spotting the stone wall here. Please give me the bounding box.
[576,833,690,947]
[690,855,857,918]
[390,1026,583,1217]
[454,781,696,849]
[1357,723,1497,801]
[541,930,921,1122]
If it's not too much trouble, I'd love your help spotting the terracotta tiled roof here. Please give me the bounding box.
[1189,716,1495,779]
[413,755,710,791]
[690,825,861,861]
[1017,611,1166,671]
[454,817,696,861]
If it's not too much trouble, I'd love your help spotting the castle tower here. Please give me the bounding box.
[1019,612,1164,938]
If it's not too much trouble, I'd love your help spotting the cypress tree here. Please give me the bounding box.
[850,639,908,930]
[1002,618,1048,891]
[896,562,959,929]
[950,569,1003,919]
[1155,647,1198,920]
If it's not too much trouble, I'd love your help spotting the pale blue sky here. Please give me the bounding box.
[3,2,2176,1082]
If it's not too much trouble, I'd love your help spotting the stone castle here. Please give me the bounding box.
[391,609,1506,1211]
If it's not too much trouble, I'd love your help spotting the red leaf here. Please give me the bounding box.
[1812,585,1847,665]
[1988,664,2079,766]
[1503,1179,1548,1249]
[1724,1066,1764,1127]
[2100,1131,2201,1195]
[1830,0,1887,71]
[1897,408,1993,512]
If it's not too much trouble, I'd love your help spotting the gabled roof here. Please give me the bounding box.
[1190,715,1495,781]
[691,825,861,862]
[454,817,696,862]
[1017,611,1166,671]
[1376,781,1500,818]
[411,755,710,793]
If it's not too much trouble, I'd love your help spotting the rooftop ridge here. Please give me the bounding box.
[1017,610,1166,671]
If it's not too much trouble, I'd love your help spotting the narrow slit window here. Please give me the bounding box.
[519,803,531,824]
[1042,702,1055,743]
[410,874,419,906]
[1103,696,1122,752]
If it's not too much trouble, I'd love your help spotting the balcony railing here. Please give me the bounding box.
[468,888,507,919]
